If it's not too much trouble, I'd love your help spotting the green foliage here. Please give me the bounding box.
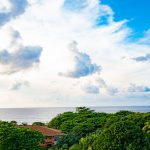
[0,121,45,150]
[57,132,80,148]
[32,122,46,126]
[114,110,135,117]
[60,120,76,133]
[69,144,81,150]
[93,120,149,150]
[79,130,101,150]
[72,122,95,137]
[143,121,150,133]
[48,112,76,129]
[48,107,150,150]
[50,108,109,148]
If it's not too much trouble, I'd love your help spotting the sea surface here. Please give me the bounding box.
[0,106,149,124]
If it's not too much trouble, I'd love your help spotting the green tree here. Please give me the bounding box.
[32,122,45,126]
[79,130,101,150]
[10,120,17,125]
[48,112,76,129]
[0,121,45,150]
[57,133,80,148]
[47,108,150,150]
[76,107,94,114]
[93,120,149,150]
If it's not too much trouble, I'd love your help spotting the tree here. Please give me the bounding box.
[72,122,95,137]
[48,112,76,129]
[32,122,45,126]
[0,121,45,150]
[10,120,17,125]
[56,133,80,148]
[76,107,94,114]
[79,130,101,150]
[114,110,134,117]
[93,120,149,150]
[47,108,150,149]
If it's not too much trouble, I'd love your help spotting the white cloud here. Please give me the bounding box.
[81,76,118,95]
[59,41,101,78]
[0,28,43,74]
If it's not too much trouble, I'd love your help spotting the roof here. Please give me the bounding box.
[18,125,63,136]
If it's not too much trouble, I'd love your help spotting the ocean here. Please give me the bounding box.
[0,106,149,124]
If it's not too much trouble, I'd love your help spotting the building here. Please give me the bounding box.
[18,125,63,147]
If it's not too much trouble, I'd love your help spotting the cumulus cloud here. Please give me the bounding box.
[9,80,30,90]
[132,54,150,62]
[96,77,118,95]
[128,84,150,93]
[0,28,42,74]
[0,0,28,26]
[59,41,101,78]
[0,46,42,74]
[82,77,118,95]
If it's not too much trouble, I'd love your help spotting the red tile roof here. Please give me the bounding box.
[18,125,63,136]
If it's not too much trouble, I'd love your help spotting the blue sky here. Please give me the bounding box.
[0,0,149,107]
[101,0,150,38]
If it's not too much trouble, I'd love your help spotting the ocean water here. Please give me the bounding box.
[0,106,149,124]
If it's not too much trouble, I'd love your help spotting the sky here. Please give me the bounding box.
[0,0,150,107]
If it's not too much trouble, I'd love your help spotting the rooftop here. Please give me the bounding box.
[18,125,63,136]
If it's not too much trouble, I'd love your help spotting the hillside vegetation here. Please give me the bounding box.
[48,107,150,150]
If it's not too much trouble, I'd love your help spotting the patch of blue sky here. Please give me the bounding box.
[101,0,150,39]
[96,15,110,26]
[63,0,87,12]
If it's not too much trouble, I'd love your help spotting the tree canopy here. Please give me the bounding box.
[0,121,45,150]
[47,108,150,150]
